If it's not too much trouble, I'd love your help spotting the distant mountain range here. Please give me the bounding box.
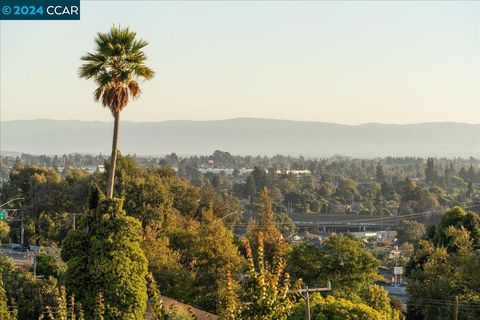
[1,118,479,157]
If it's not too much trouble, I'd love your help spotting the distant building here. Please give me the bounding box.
[301,231,323,245]
[198,168,253,175]
[275,169,311,175]
[377,230,397,241]
[332,201,348,214]
[352,230,397,242]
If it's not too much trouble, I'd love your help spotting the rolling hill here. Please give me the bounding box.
[1,118,479,157]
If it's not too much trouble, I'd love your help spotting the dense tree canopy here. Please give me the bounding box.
[144,209,244,312]
[0,256,61,319]
[407,207,480,320]
[395,220,426,245]
[315,235,380,295]
[0,153,478,320]
[61,198,148,319]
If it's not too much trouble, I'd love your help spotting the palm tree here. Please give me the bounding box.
[79,26,154,198]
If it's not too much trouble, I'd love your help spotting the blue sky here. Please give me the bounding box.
[1,1,479,124]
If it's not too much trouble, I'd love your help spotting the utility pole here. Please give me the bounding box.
[297,281,331,320]
[379,194,384,230]
[21,210,24,245]
[29,252,37,277]
[454,296,458,320]
[68,213,83,230]
[3,208,24,244]
[305,287,310,320]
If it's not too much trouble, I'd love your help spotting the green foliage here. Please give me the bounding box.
[220,233,300,320]
[146,272,198,320]
[198,186,242,227]
[398,179,439,214]
[407,207,480,319]
[61,198,148,319]
[290,294,400,320]
[78,26,154,115]
[315,235,380,295]
[0,255,61,319]
[77,303,85,320]
[95,292,105,320]
[38,290,83,320]
[34,252,67,279]
[1,165,92,245]
[244,175,257,198]
[113,154,241,228]
[0,221,10,242]
[142,227,191,304]
[164,306,197,320]
[0,273,16,320]
[434,206,480,248]
[359,285,401,319]
[112,155,176,227]
[145,209,243,312]
[425,158,436,184]
[147,272,166,319]
[287,242,322,285]
[335,177,359,204]
[395,220,426,245]
[287,235,384,317]
[246,187,291,264]
[88,183,105,210]
[376,163,387,183]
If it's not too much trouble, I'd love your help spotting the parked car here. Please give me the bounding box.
[12,244,30,252]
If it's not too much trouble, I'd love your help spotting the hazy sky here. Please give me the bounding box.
[1,1,479,124]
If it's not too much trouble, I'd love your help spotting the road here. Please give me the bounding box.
[0,245,32,267]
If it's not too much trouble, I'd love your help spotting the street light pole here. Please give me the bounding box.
[21,210,24,245]
[0,197,24,208]
[214,211,240,224]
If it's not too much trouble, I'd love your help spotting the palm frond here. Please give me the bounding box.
[128,80,141,99]
[133,65,155,80]
[80,26,155,113]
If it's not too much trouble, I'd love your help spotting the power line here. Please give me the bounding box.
[231,205,478,228]
[294,282,332,320]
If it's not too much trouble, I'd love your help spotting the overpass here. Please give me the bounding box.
[242,210,442,232]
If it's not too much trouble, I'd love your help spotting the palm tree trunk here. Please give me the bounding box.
[106,112,120,198]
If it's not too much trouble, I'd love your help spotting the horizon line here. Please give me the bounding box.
[2,117,480,126]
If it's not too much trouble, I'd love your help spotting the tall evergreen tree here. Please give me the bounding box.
[425,158,436,184]
[245,175,257,199]
[375,163,386,183]
[251,167,267,190]
[468,165,477,183]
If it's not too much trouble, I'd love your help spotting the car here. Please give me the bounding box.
[12,244,29,252]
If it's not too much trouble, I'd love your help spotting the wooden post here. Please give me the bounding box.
[305,286,310,320]
[454,296,458,320]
